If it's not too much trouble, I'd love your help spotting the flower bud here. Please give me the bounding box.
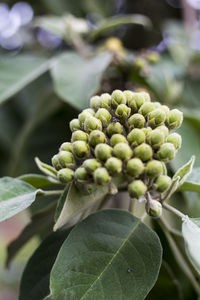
[84,116,102,133]
[146,160,163,178]
[94,167,111,185]
[148,108,166,127]
[132,92,151,109]
[126,158,144,178]
[125,90,137,113]
[146,200,162,218]
[155,175,172,192]
[113,142,133,161]
[106,122,123,137]
[160,105,170,119]
[156,125,169,138]
[100,93,112,109]
[59,142,72,152]
[142,127,152,136]
[58,151,74,168]
[75,167,89,182]
[123,90,134,102]
[153,102,161,109]
[83,158,101,174]
[95,108,111,126]
[158,143,176,162]
[70,118,81,132]
[166,133,182,150]
[167,109,183,129]
[110,134,127,147]
[89,130,106,147]
[95,143,112,161]
[115,104,131,119]
[90,95,100,110]
[134,143,153,161]
[57,168,74,183]
[147,129,165,149]
[128,113,145,129]
[111,89,126,107]
[128,180,147,199]
[71,130,88,142]
[134,57,148,71]
[139,102,155,117]
[127,129,145,147]
[52,154,61,170]
[105,157,122,175]
[78,110,94,127]
[72,141,90,159]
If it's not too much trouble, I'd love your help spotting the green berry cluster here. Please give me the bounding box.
[51,90,183,216]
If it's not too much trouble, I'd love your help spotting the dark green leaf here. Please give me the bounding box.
[47,209,162,300]
[18,174,59,189]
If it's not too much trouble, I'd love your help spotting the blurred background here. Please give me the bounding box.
[1,0,200,299]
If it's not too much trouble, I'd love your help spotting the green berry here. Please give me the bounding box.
[139,102,155,117]
[57,168,74,183]
[70,118,81,132]
[128,180,147,199]
[84,116,102,133]
[105,157,122,175]
[167,133,182,150]
[89,130,106,147]
[167,109,183,129]
[146,160,163,178]
[126,158,144,178]
[52,154,61,170]
[134,143,153,161]
[106,122,123,137]
[147,129,165,149]
[158,143,176,162]
[148,108,166,128]
[90,95,100,110]
[111,89,126,107]
[75,167,89,182]
[110,134,127,147]
[146,200,162,218]
[155,175,172,192]
[59,142,72,152]
[156,125,169,138]
[94,167,111,185]
[113,142,133,161]
[71,130,88,142]
[83,158,101,174]
[128,113,146,129]
[115,104,131,119]
[95,143,112,161]
[58,151,74,168]
[72,141,90,159]
[127,128,145,147]
[100,93,112,109]
[95,108,111,126]
[132,92,151,109]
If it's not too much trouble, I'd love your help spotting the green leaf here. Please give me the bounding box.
[182,217,200,274]
[0,177,40,222]
[173,156,195,187]
[89,14,152,40]
[0,55,49,104]
[19,228,72,300]
[47,209,162,300]
[18,174,59,189]
[178,168,200,192]
[51,51,112,110]
[54,182,109,230]
[35,157,58,180]
[54,184,70,222]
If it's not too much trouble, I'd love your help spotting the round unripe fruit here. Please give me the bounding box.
[156,125,169,138]
[90,95,100,110]
[128,113,145,129]
[100,93,112,109]
[146,200,162,218]
[126,158,144,178]
[115,104,131,119]
[58,151,74,168]
[95,108,111,126]
[105,157,122,175]
[127,128,145,147]
[94,167,111,185]
[167,109,183,129]
[139,102,155,117]
[155,175,172,192]
[95,144,112,161]
[83,159,101,174]
[123,90,134,103]
[134,143,153,161]
[106,122,123,137]
[110,134,127,147]
[128,180,147,199]
[89,130,106,147]
[132,92,151,109]
[78,110,94,127]
[148,108,166,127]
[146,160,163,178]
[52,154,61,170]
[70,119,81,132]
[84,116,102,133]
[167,133,182,150]
[147,129,165,149]
[142,127,152,136]
[113,143,133,161]
[111,90,126,107]
[57,168,74,183]
[71,130,88,142]
[72,141,90,159]
[158,143,176,162]
[75,167,89,182]
[59,142,72,152]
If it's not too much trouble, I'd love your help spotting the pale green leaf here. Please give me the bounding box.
[173,156,195,187]
[35,157,57,180]
[178,168,200,192]
[18,174,59,189]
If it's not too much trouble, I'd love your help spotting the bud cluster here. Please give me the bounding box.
[51,90,183,218]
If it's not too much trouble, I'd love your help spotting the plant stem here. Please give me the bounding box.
[39,190,63,197]
[141,212,148,222]
[163,202,186,219]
